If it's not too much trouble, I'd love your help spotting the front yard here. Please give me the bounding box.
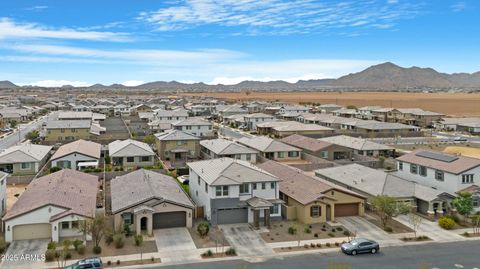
[188,220,229,248]
[365,213,413,233]
[260,221,350,243]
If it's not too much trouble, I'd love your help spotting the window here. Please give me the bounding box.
[126,157,134,163]
[61,222,70,230]
[60,128,65,133]
[197,126,201,130]
[215,186,228,197]
[176,140,185,146]
[310,206,321,217]
[271,182,275,189]
[71,128,76,133]
[246,154,251,161]
[270,204,279,214]
[320,151,328,159]
[398,162,403,170]
[435,170,444,181]
[288,151,299,157]
[419,166,427,177]
[21,162,31,170]
[277,152,285,158]
[261,183,266,190]
[239,183,249,194]
[410,164,418,174]
[462,174,474,184]
[235,154,241,159]
[253,183,257,190]
[71,221,79,229]
[205,183,208,193]
[122,213,133,225]
[366,150,374,156]
[198,177,200,185]
[141,156,151,162]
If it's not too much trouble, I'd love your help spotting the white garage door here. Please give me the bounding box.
[13,224,52,241]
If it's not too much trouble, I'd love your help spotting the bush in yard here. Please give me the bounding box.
[201,250,213,257]
[343,230,350,236]
[438,217,455,230]
[114,234,125,249]
[446,215,460,224]
[134,234,143,247]
[93,246,102,254]
[117,260,121,265]
[304,244,309,248]
[197,221,210,237]
[304,227,311,234]
[310,243,315,248]
[107,261,112,266]
[73,239,83,251]
[336,227,343,232]
[65,252,72,259]
[328,232,335,237]
[105,231,114,245]
[123,224,132,236]
[47,241,57,250]
[384,226,393,233]
[225,247,236,256]
[45,250,56,262]
[288,226,297,235]
[49,166,62,173]
[0,239,8,253]
[77,244,86,255]
[326,242,331,247]
[316,243,322,248]
[314,233,318,238]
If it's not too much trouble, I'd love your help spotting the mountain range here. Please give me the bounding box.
[2,62,480,91]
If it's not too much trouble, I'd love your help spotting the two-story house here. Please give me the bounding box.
[396,150,480,195]
[187,158,282,227]
[172,117,213,138]
[154,130,200,168]
[45,120,92,142]
[238,136,301,161]
[243,113,275,131]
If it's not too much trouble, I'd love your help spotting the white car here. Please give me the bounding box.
[177,175,189,184]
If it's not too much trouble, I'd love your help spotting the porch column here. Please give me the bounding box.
[147,215,153,236]
[264,208,270,228]
[136,215,141,235]
[426,202,435,218]
[253,210,260,228]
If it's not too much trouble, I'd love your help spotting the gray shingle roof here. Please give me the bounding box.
[108,139,154,157]
[154,129,200,141]
[319,135,393,151]
[46,120,91,129]
[51,139,101,161]
[0,143,52,164]
[172,117,212,126]
[111,169,194,213]
[200,138,258,155]
[238,136,301,153]
[187,158,280,186]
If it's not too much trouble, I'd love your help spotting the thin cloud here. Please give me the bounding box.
[25,6,48,11]
[0,17,131,41]
[451,2,466,12]
[139,0,423,35]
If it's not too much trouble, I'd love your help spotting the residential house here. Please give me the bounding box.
[278,105,310,115]
[108,139,155,168]
[0,143,51,175]
[318,104,343,114]
[223,114,247,128]
[154,109,189,123]
[437,117,480,134]
[154,130,200,167]
[130,104,153,116]
[258,161,366,223]
[238,136,301,161]
[357,106,383,120]
[45,120,92,142]
[392,108,444,127]
[315,164,454,216]
[243,113,275,131]
[114,104,130,116]
[200,138,258,163]
[172,117,214,138]
[3,169,98,242]
[111,169,194,235]
[0,172,7,217]
[395,150,480,195]
[457,185,480,213]
[319,135,395,157]
[188,158,282,227]
[256,121,334,138]
[332,108,358,118]
[50,139,102,170]
[281,134,352,161]
[215,105,248,121]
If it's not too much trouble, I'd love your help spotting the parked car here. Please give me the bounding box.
[177,175,189,184]
[341,238,379,256]
[453,136,468,142]
[64,257,103,269]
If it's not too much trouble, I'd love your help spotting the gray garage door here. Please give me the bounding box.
[153,212,186,229]
[216,208,248,225]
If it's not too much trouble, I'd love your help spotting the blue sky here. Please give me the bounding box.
[0,0,478,86]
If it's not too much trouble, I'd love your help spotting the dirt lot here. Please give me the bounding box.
[392,142,480,152]
[443,146,480,159]
[181,92,480,116]
[188,221,229,248]
[6,184,28,211]
[261,221,349,243]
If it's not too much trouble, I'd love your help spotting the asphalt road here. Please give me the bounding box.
[0,112,55,150]
[143,241,480,269]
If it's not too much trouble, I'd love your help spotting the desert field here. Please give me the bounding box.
[181,92,480,116]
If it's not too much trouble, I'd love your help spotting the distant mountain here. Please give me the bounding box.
[0,80,18,89]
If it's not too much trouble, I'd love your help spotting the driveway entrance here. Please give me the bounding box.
[1,239,49,269]
[220,224,273,256]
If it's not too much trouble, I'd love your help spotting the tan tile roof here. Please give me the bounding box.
[51,139,101,160]
[396,149,480,175]
[4,169,98,221]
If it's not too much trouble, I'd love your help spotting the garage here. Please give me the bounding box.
[13,224,52,241]
[216,208,248,225]
[153,212,187,229]
[334,203,359,217]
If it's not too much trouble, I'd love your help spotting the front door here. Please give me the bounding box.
[140,217,148,231]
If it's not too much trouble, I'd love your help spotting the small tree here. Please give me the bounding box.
[408,213,423,237]
[370,195,411,229]
[78,212,107,249]
[25,130,40,141]
[452,192,474,224]
[197,221,210,237]
[143,134,156,145]
[134,234,144,263]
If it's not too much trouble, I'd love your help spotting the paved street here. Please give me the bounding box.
[138,241,480,269]
[0,112,55,150]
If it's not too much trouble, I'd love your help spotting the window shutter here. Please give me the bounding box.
[310,206,314,217]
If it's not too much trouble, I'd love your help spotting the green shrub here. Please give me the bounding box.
[343,230,350,236]
[49,166,62,173]
[105,231,114,245]
[384,226,393,233]
[45,250,56,262]
[316,243,322,248]
[93,168,103,173]
[225,247,236,256]
[77,244,86,255]
[438,217,455,230]
[201,250,213,257]
[327,232,335,237]
[134,234,143,247]
[73,239,83,251]
[47,242,57,250]
[310,243,315,248]
[446,215,460,224]
[104,156,111,165]
[0,239,8,253]
[336,227,343,232]
[123,224,132,236]
[313,233,318,238]
[288,226,297,235]
[326,242,331,247]
[114,234,125,249]
[65,252,72,260]
[117,260,121,265]
[197,221,210,237]
[107,261,112,266]
[304,228,311,234]
[93,246,102,254]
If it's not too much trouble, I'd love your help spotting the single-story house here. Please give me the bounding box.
[3,169,98,242]
[50,139,102,170]
[0,172,8,217]
[111,169,194,235]
[281,134,353,161]
[319,135,395,157]
[108,139,155,168]
[0,143,52,175]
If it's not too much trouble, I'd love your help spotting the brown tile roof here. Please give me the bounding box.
[4,169,98,221]
[51,139,102,160]
[396,149,480,175]
[280,134,332,152]
[457,184,480,194]
[258,160,365,205]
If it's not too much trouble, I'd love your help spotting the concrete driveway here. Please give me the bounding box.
[1,239,49,269]
[220,224,273,256]
[153,228,196,251]
[335,217,402,246]
[395,214,464,242]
